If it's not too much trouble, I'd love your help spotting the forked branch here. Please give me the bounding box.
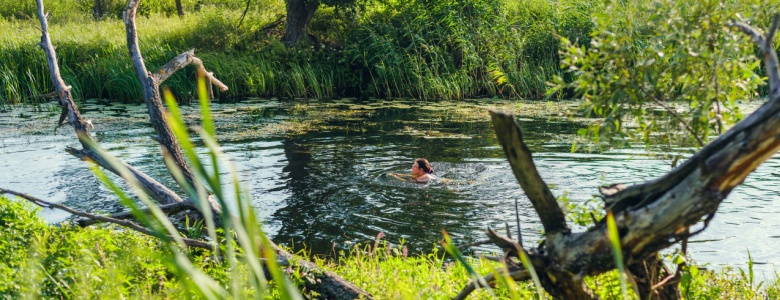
[36,0,186,207]
[728,14,780,101]
[153,49,229,99]
[123,0,225,214]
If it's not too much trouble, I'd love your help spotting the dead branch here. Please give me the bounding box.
[123,0,222,215]
[490,111,569,237]
[77,200,196,227]
[729,15,780,100]
[0,188,213,249]
[453,270,530,300]
[152,49,228,95]
[457,239,493,249]
[36,0,186,207]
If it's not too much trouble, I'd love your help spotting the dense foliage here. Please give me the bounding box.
[0,0,594,104]
[551,0,776,149]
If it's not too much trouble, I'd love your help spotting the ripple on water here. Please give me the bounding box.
[1,99,778,277]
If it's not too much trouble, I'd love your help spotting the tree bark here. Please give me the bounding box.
[281,0,319,47]
[175,0,184,17]
[93,0,102,19]
[491,113,569,237]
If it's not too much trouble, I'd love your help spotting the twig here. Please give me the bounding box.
[650,274,678,290]
[0,188,214,249]
[490,111,569,236]
[237,0,251,28]
[453,270,530,300]
[714,60,723,134]
[485,228,523,258]
[476,255,504,263]
[76,201,196,227]
[638,87,704,147]
[456,239,492,249]
[514,198,523,247]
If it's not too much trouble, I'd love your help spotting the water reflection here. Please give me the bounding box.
[0,99,777,277]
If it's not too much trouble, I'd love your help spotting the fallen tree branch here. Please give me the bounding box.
[152,49,228,96]
[466,14,780,300]
[457,239,493,249]
[0,188,213,249]
[123,0,222,215]
[36,0,186,207]
[453,270,530,300]
[76,200,196,227]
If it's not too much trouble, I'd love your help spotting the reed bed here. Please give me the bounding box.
[2,0,774,105]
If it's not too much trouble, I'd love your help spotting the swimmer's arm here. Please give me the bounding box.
[388,173,412,181]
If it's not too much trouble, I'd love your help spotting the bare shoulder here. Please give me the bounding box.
[414,174,437,183]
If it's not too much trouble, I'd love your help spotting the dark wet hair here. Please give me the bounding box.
[415,158,433,174]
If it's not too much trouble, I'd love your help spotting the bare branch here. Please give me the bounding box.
[490,110,569,236]
[728,14,780,100]
[514,198,523,247]
[77,201,196,227]
[36,0,92,142]
[67,145,185,205]
[0,188,212,249]
[152,49,229,93]
[457,239,493,249]
[123,0,215,210]
[453,270,530,300]
[766,14,780,48]
[485,228,523,257]
[37,0,186,208]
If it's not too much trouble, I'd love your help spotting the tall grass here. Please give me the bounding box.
[0,0,599,104]
[3,0,776,104]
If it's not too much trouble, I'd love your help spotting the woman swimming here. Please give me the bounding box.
[389,158,437,183]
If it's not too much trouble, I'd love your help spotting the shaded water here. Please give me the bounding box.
[1,99,778,277]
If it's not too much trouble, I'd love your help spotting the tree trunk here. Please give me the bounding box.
[175,0,184,17]
[123,1,224,215]
[281,0,319,47]
[93,0,102,19]
[627,254,680,300]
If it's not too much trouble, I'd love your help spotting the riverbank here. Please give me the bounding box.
[2,195,778,298]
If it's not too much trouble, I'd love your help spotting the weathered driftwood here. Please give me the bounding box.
[36,0,186,208]
[77,200,196,227]
[123,0,223,215]
[458,15,780,300]
[34,1,372,297]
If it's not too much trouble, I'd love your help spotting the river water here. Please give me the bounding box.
[1,98,778,278]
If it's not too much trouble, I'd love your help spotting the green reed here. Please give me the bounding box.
[11,0,775,103]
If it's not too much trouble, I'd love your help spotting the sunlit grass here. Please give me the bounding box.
[0,0,602,105]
